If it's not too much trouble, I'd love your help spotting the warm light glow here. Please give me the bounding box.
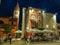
[27,26,29,29]
[29,29,31,31]
[53,15,56,19]
[53,14,56,21]
[29,9,34,14]
[53,25,55,28]
[46,24,48,28]
[15,11,20,18]
[42,10,45,15]
[39,10,41,13]
[53,13,57,19]
[43,10,45,13]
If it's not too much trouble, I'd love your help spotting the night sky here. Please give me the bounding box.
[0,0,60,28]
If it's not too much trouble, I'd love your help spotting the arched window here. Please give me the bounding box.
[0,20,4,24]
[31,20,36,28]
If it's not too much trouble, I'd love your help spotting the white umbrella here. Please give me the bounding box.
[43,29,54,33]
[15,30,22,33]
[27,29,43,33]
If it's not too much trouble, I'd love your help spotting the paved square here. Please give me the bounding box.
[2,40,60,45]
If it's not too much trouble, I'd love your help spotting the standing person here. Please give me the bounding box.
[8,34,12,44]
[27,32,32,43]
[24,32,28,43]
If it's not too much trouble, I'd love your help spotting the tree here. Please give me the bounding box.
[3,24,11,35]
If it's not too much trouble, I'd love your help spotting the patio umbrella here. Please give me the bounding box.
[15,30,22,33]
[43,29,54,33]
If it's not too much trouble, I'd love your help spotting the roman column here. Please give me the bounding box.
[21,8,26,38]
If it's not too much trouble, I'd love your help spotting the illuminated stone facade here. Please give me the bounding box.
[27,7,57,31]
[27,8,43,29]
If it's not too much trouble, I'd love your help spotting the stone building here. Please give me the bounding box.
[27,7,57,31]
[0,3,20,36]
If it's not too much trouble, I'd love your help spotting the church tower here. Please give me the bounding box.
[13,2,20,18]
[13,2,20,30]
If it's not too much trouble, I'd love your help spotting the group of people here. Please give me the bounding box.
[4,34,12,44]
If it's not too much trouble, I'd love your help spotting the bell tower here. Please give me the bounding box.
[13,2,20,30]
[13,2,20,18]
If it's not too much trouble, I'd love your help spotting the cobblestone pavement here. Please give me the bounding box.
[1,40,60,45]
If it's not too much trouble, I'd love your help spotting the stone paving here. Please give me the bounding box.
[1,39,60,45]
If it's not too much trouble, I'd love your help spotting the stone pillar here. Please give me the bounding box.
[42,10,45,28]
[21,8,26,38]
[53,14,58,36]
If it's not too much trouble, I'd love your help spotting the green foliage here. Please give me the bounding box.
[37,27,45,30]
[3,24,11,34]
